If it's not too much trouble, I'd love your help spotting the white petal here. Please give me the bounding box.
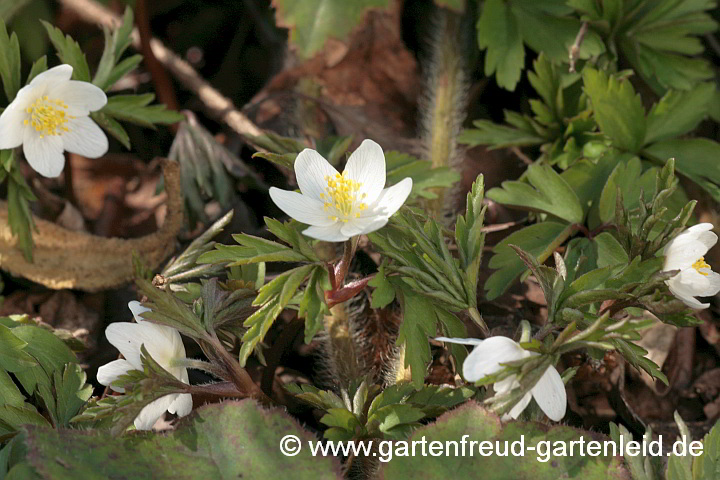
[493,375,519,395]
[0,108,26,149]
[22,129,65,178]
[105,322,182,371]
[664,239,707,271]
[365,178,413,220]
[294,148,339,200]
[699,271,720,297]
[96,359,134,392]
[168,393,193,417]
[339,217,387,237]
[435,336,484,346]
[29,64,72,87]
[302,223,348,242]
[62,116,108,158]
[668,280,709,309]
[531,366,567,421]
[343,139,386,205]
[47,80,107,115]
[134,394,176,430]
[128,300,152,323]
[502,393,532,420]
[269,187,335,226]
[461,336,529,382]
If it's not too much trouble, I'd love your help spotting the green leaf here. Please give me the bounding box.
[0,406,50,434]
[0,324,37,372]
[618,0,717,92]
[643,138,720,202]
[458,119,546,149]
[397,288,438,388]
[90,111,131,149]
[692,419,720,480]
[513,3,604,63]
[25,56,47,84]
[273,0,390,58]
[384,151,460,200]
[485,222,574,299]
[667,412,695,480]
[487,163,584,223]
[378,402,629,479]
[369,265,395,309]
[53,364,92,428]
[12,401,343,480]
[93,7,138,91]
[593,232,628,268]
[9,324,77,395]
[645,83,715,144]
[582,68,646,153]
[0,19,21,100]
[240,265,314,365]
[0,369,26,408]
[477,0,524,91]
[100,94,184,128]
[198,235,310,266]
[6,161,36,262]
[40,21,90,81]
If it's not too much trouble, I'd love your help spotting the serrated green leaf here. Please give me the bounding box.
[583,68,646,152]
[90,111,131,149]
[485,222,574,300]
[369,265,395,309]
[273,0,390,58]
[645,83,715,144]
[477,0,524,91]
[100,94,184,128]
[13,400,343,480]
[378,402,629,479]
[40,21,90,81]
[25,56,47,84]
[0,19,21,100]
[692,419,720,480]
[384,151,460,200]
[458,119,546,149]
[643,138,720,202]
[53,363,92,428]
[487,163,584,223]
[397,288,438,388]
[513,3,605,63]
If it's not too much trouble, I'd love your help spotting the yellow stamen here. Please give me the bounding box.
[322,171,367,222]
[692,257,711,276]
[23,96,75,137]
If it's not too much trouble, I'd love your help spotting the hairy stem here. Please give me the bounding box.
[323,303,361,388]
[421,8,469,221]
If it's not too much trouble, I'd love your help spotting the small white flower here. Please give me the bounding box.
[437,336,567,422]
[0,64,108,178]
[97,301,192,430]
[269,139,412,242]
[663,223,720,309]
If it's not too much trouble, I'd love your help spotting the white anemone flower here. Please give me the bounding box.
[97,301,192,430]
[0,64,108,178]
[269,139,412,242]
[663,223,720,309]
[437,336,566,422]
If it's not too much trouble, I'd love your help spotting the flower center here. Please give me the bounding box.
[24,96,74,138]
[320,171,367,222]
[692,257,712,276]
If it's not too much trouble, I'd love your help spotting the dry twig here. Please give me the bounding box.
[57,0,264,146]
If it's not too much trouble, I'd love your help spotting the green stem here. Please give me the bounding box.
[468,306,489,336]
